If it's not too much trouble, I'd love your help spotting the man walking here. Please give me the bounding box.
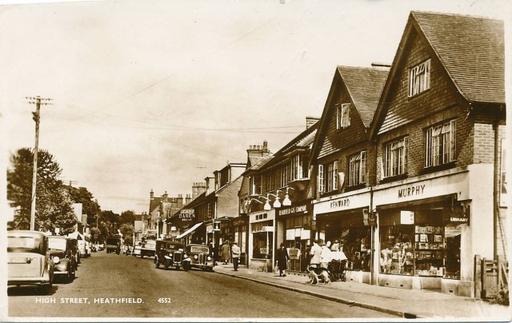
[231,241,241,271]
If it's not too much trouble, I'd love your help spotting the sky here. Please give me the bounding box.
[1,0,510,214]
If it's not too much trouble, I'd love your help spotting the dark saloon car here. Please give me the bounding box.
[106,237,121,254]
[47,236,76,282]
[155,239,184,270]
[7,230,54,293]
[182,244,214,272]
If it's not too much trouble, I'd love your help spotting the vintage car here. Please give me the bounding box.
[154,239,184,270]
[7,230,54,293]
[182,244,214,271]
[140,239,156,258]
[47,235,76,282]
[106,237,121,254]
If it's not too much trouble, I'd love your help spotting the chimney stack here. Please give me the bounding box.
[150,189,154,200]
[246,140,271,164]
[306,116,320,129]
[192,181,207,199]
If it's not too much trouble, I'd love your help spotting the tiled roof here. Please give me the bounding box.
[337,66,389,127]
[412,11,504,103]
[248,154,274,171]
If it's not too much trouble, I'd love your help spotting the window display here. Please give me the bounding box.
[380,224,447,277]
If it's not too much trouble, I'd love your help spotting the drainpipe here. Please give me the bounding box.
[493,117,501,259]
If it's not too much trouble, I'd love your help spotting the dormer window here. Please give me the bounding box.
[336,103,351,129]
[408,59,431,97]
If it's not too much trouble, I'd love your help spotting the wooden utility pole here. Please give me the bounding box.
[26,96,52,231]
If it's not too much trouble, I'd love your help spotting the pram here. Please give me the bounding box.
[328,259,346,282]
[307,264,330,284]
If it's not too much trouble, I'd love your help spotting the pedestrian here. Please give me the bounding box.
[320,240,332,269]
[231,241,241,271]
[208,240,218,266]
[276,243,289,277]
[221,240,231,264]
[309,240,322,266]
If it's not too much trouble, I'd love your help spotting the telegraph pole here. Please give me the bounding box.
[26,96,52,231]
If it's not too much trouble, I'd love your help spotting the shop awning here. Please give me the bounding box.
[176,222,203,239]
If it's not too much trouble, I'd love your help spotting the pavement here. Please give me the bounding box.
[214,263,511,320]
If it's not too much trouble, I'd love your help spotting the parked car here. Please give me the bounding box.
[47,236,76,283]
[140,239,156,258]
[182,244,214,271]
[155,239,185,270]
[7,230,54,293]
[106,237,121,254]
[98,243,105,251]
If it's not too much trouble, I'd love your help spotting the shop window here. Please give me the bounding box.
[425,119,456,168]
[380,222,455,278]
[380,225,415,275]
[408,59,431,97]
[348,151,367,187]
[336,103,351,129]
[383,137,408,178]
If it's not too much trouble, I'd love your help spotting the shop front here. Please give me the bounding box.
[373,166,491,297]
[276,203,312,273]
[248,210,275,272]
[313,188,373,283]
[232,216,248,265]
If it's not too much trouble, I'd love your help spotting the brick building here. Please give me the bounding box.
[310,65,389,283]
[309,11,505,297]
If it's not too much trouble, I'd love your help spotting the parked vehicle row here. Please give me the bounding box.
[7,230,95,295]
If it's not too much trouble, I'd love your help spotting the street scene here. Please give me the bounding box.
[3,0,510,321]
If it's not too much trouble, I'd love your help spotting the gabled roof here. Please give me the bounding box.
[310,66,388,163]
[370,11,504,139]
[411,11,504,104]
[337,66,389,127]
[260,121,319,171]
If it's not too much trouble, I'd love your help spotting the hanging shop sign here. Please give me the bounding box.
[179,209,195,222]
[446,201,470,224]
[277,204,307,217]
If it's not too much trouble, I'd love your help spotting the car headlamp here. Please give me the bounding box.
[52,256,60,264]
[193,255,198,260]
[207,256,212,261]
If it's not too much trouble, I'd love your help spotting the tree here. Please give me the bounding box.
[7,148,75,232]
[119,210,136,224]
[68,186,100,223]
[119,223,134,246]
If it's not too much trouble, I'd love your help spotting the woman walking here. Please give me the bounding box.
[276,243,289,277]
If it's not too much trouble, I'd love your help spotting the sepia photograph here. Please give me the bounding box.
[1,0,510,321]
